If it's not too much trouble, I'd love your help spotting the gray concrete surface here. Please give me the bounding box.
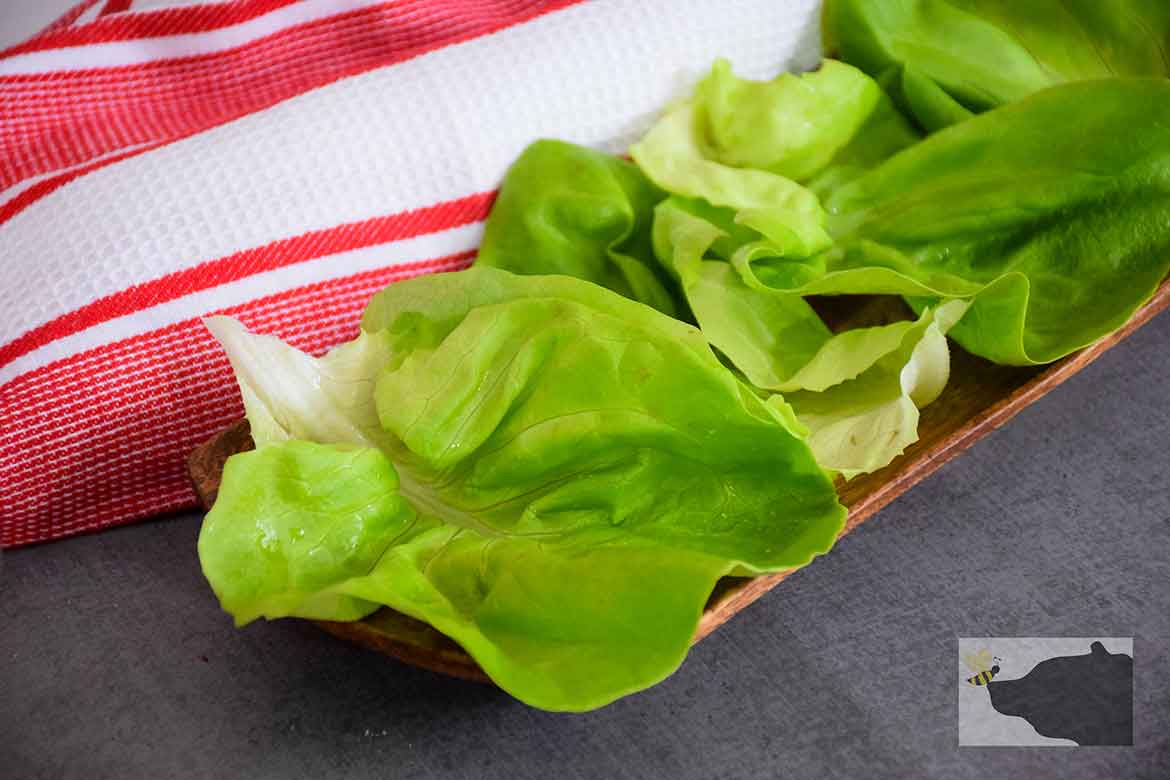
[4,310,1170,779]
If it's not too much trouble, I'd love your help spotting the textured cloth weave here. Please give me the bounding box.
[0,0,822,546]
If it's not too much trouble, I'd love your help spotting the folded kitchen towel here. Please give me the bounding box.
[0,0,822,546]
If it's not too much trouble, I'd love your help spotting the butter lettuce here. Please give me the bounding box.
[648,71,1170,366]
[200,267,845,711]
[682,58,920,195]
[475,66,1170,485]
[477,140,678,315]
[202,12,1170,712]
[822,78,1170,364]
[783,300,967,477]
[824,0,1170,130]
[204,317,394,449]
[649,197,830,390]
[651,198,967,475]
[201,439,737,711]
[629,99,831,257]
[198,442,415,625]
[626,59,918,256]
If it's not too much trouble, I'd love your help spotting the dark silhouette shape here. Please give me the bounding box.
[987,641,1133,745]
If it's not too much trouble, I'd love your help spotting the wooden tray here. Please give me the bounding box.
[188,281,1170,683]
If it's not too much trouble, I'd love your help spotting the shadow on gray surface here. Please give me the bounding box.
[988,642,1133,746]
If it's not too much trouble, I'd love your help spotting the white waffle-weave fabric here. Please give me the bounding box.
[0,0,823,546]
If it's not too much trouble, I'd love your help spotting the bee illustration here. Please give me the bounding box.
[964,649,1003,686]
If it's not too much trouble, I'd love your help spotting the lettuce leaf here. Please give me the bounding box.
[199,267,845,711]
[203,318,394,449]
[723,78,1170,365]
[824,0,1170,130]
[476,140,678,315]
[688,58,920,194]
[201,35,1170,713]
[784,300,967,477]
[630,99,832,258]
[200,439,734,711]
[650,197,966,475]
[628,58,917,256]
[650,197,830,390]
[198,442,414,625]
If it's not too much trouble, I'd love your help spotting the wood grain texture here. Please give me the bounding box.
[188,279,1170,684]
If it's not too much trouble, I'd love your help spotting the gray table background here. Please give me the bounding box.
[2,4,1168,779]
[5,310,1169,779]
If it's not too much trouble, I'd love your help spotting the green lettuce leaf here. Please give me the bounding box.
[630,100,830,257]
[199,20,1170,714]
[470,59,917,315]
[650,197,831,390]
[628,58,917,257]
[690,58,920,194]
[824,0,1170,130]
[650,197,966,476]
[198,441,415,625]
[199,439,733,711]
[200,267,845,711]
[729,78,1170,365]
[475,140,678,316]
[784,300,967,477]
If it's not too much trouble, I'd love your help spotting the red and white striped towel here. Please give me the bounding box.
[0,0,821,547]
